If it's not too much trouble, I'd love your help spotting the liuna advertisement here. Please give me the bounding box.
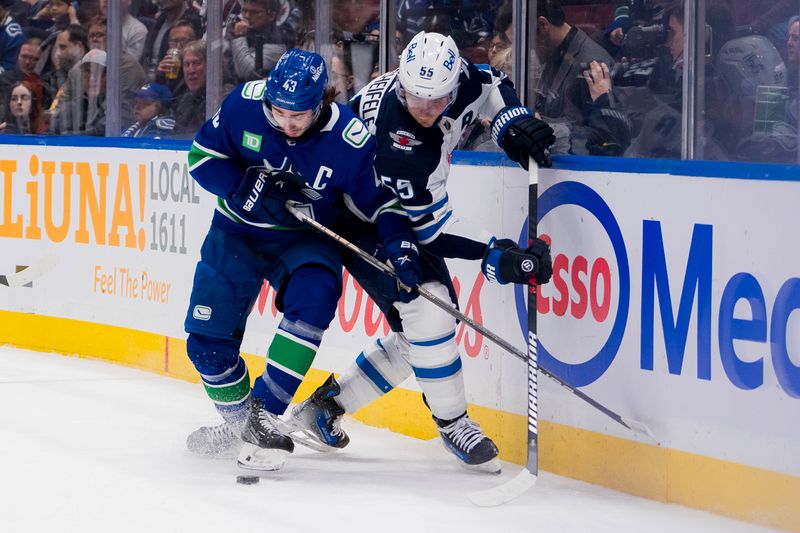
[0,142,527,414]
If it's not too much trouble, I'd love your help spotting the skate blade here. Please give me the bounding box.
[237,443,289,471]
[277,417,342,453]
[459,457,502,475]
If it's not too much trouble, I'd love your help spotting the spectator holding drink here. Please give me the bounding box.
[154,19,197,99]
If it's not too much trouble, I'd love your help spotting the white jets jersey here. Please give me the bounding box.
[349,59,523,252]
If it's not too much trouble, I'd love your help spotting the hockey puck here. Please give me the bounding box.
[236,475,260,485]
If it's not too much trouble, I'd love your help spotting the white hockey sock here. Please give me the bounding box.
[396,282,467,421]
[337,332,412,413]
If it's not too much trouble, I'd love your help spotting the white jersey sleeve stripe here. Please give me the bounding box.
[404,194,450,218]
[415,209,454,244]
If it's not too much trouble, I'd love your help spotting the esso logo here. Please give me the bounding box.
[516,181,631,387]
[538,236,612,322]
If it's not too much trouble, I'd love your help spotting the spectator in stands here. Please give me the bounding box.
[711,35,795,163]
[331,49,354,104]
[154,19,196,97]
[98,0,148,61]
[0,80,47,133]
[3,0,32,23]
[50,48,108,135]
[736,0,795,53]
[0,37,44,121]
[534,0,615,121]
[622,0,734,159]
[140,0,202,81]
[29,0,78,36]
[0,4,25,74]
[532,0,630,156]
[41,24,87,109]
[130,0,159,19]
[487,31,511,66]
[121,82,174,138]
[171,39,206,137]
[226,0,292,82]
[79,15,145,123]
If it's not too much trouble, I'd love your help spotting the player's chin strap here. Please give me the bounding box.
[284,200,657,445]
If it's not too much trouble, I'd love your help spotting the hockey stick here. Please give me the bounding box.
[285,203,658,445]
[467,157,541,507]
[0,253,57,288]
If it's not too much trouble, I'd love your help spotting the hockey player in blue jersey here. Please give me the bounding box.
[287,32,555,473]
[183,48,421,471]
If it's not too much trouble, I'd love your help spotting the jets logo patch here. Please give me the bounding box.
[390,130,422,151]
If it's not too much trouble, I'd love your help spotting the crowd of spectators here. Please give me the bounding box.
[0,0,796,163]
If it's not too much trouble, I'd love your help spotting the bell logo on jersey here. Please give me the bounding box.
[390,130,422,151]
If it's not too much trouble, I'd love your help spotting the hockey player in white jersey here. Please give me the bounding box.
[287,31,555,473]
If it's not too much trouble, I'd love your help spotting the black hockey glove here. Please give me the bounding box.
[376,236,421,303]
[492,107,555,170]
[481,237,552,285]
[231,166,320,226]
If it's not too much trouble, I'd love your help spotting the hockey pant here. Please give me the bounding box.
[337,281,467,421]
[184,225,342,421]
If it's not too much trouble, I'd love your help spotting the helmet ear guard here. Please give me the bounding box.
[397,31,462,105]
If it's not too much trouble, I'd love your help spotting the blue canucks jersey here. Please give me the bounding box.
[350,60,521,252]
[0,14,24,73]
[188,80,404,238]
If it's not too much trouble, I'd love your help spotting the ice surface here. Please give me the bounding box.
[0,346,778,533]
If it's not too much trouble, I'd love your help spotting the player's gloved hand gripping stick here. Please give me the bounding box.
[284,200,656,447]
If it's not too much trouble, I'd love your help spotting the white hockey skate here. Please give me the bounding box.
[436,414,501,474]
[186,420,244,459]
[283,374,350,453]
[238,398,294,471]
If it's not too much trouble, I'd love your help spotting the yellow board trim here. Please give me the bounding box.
[1,310,797,532]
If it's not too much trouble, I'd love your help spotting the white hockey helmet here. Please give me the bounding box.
[397,31,461,101]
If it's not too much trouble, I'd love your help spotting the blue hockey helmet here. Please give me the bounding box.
[265,49,328,112]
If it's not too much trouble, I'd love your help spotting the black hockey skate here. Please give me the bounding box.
[435,413,501,474]
[284,374,350,452]
[237,398,294,471]
[186,420,244,458]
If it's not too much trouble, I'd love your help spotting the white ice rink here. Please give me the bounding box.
[0,346,780,533]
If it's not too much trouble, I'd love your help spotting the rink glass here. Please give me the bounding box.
[50,0,800,164]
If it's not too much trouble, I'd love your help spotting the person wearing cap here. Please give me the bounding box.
[50,48,108,135]
[121,82,175,138]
